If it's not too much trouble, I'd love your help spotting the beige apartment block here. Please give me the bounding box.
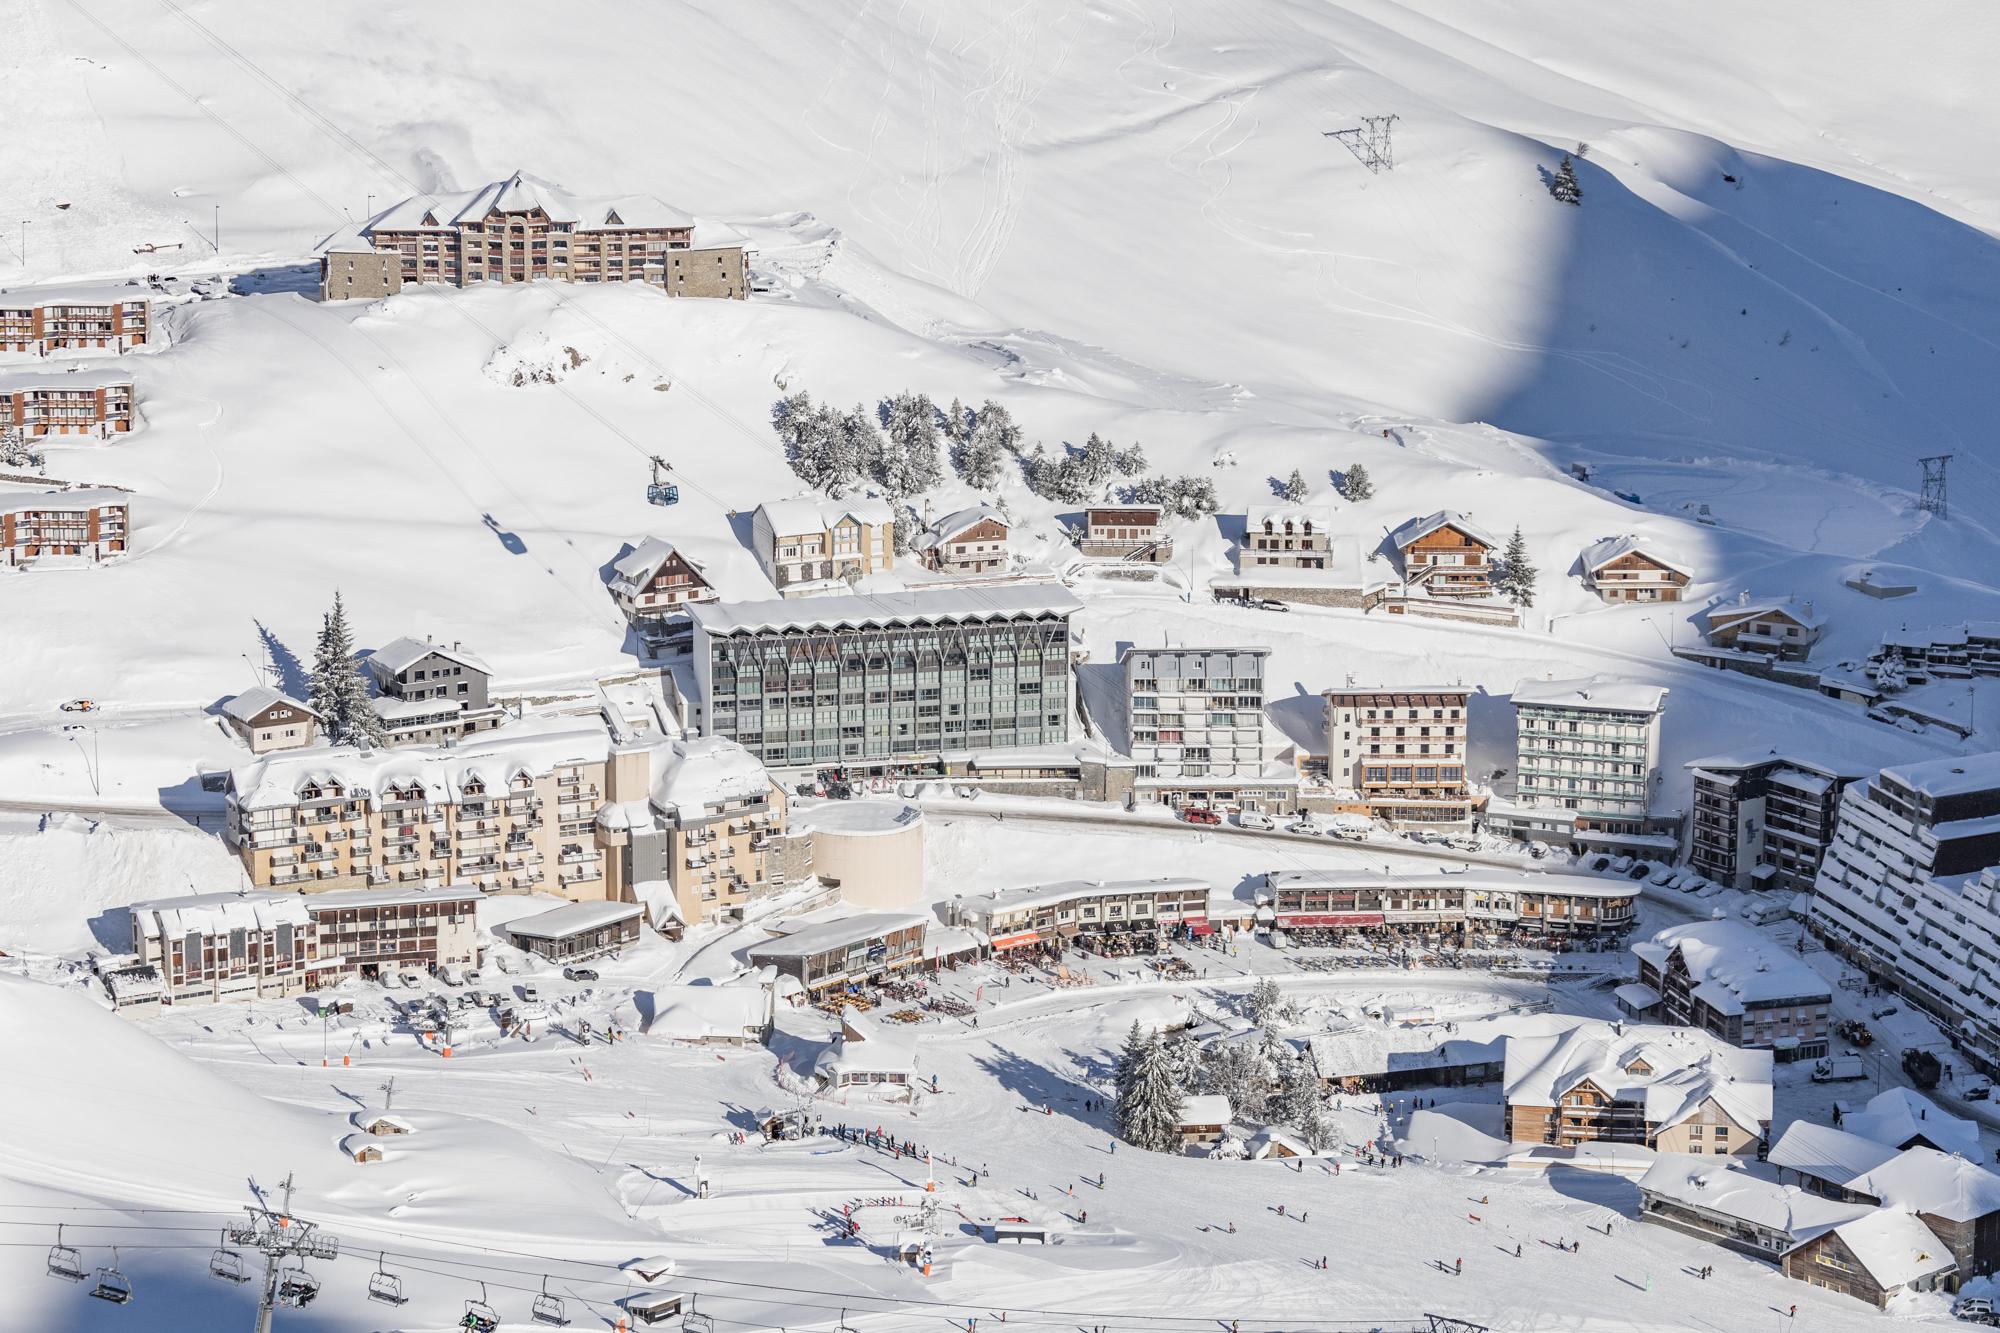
[750,495,895,593]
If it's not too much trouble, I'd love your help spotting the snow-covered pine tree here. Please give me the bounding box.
[881,391,942,495]
[1341,463,1374,501]
[1080,433,1116,488]
[1275,1050,1319,1129]
[1117,1029,1186,1153]
[1502,525,1537,608]
[973,400,1024,456]
[1249,977,1283,1026]
[1550,154,1583,206]
[955,410,1006,488]
[944,397,971,446]
[1296,1098,1336,1153]
[1281,468,1309,503]
[842,405,890,493]
[308,592,386,746]
[1114,1020,1149,1105]
[1113,441,1148,477]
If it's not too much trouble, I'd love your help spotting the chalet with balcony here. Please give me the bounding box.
[609,537,716,629]
[1389,511,1496,596]
[916,504,1009,575]
[1239,504,1332,572]
[365,636,504,746]
[1580,535,1691,603]
[1702,597,1826,660]
[1081,504,1170,561]
[750,495,895,594]
[1502,1020,1773,1156]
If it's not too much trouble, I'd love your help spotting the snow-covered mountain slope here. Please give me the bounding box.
[5,0,1997,742]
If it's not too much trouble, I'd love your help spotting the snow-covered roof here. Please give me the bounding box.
[954,877,1211,921]
[1244,504,1333,531]
[367,635,492,679]
[339,170,696,241]
[351,1110,415,1134]
[1850,1147,2000,1222]
[0,367,134,393]
[1580,534,1691,578]
[1704,597,1828,631]
[747,912,928,959]
[221,686,320,725]
[503,899,644,941]
[229,721,616,810]
[0,488,131,516]
[789,800,923,837]
[305,884,482,911]
[1630,920,1830,1013]
[1178,1094,1232,1126]
[647,735,771,816]
[1805,1210,1956,1289]
[1305,1024,1507,1080]
[1502,1020,1772,1136]
[1246,1126,1317,1159]
[610,536,705,595]
[1878,752,2000,802]
[1768,1121,1902,1187]
[647,985,771,1040]
[691,584,1083,636]
[1842,1088,1980,1156]
[1613,982,1662,1010]
[1267,868,1638,901]
[1638,1153,1866,1241]
[127,890,310,941]
[1510,676,1667,715]
[1390,510,1497,551]
[755,494,894,535]
[919,504,1007,550]
[818,1010,917,1075]
[0,281,151,309]
[340,1132,386,1160]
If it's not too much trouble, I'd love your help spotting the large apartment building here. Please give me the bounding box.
[315,170,747,301]
[690,586,1080,772]
[951,877,1214,953]
[1685,751,1859,892]
[1487,677,1669,853]
[0,369,135,438]
[225,724,795,929]
[0,488,130,567]
[1265,869,1639,938]
[1321,687,1472,826]
[1810,753,2000,1074]
[114,885,482,1008]
[1121,646,1283,809]
[0,286,151,355]
[750,496,895,594]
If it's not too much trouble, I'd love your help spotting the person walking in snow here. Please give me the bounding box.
[1514,1243,1522,1258]
[1454,1258,1462,1276]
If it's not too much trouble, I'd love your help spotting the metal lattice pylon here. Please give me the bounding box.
[1919,454,1952,519]
[1325,114,1399,173]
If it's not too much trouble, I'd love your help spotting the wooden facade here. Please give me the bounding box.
[1081,505,1171,561]
[0,296,150,355]
[1399,524,1493,596]
[1587,549,1689,603]
[0,376,135,438]
[0,491,129,566]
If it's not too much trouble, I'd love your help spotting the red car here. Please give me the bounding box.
[1180,806,1222,825]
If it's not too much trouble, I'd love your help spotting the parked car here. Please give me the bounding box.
[519,982,541,1003]
[1871,1005,1899,1020]
[563,966,599,982]
[398,969,426,989]
[1253,598,1291,612]
[1235,810,1276,831]
[1626,861,1654,880]
[438,964,467,987]
[1965,1083,1992,1102]
[59,699,97,713]
[1181,806,1222,826]
[379,972,404,990]
[1952,1296,1994,1323]
[1586,854,1613,872]
[464,968,483,986]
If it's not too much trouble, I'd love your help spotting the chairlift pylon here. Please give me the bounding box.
[88,1247,134,1304]
[531,1274,570,1325]
[647,455,680,507]
[836,1307,858,1333]
[46,1225,86,1282]
[462,1281,500,1333]
[367,1251,408,1305]
[209,1231,250,1285]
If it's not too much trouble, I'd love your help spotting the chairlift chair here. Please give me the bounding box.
[682,1295,714,1333]
[277,1261,320,1308]
[647,456,680,507]
[367,1252,408,1305]
[47,1226,86,1282]
[89,1249,134,1304]
[531,1275,570,1325]
[462,1282,501,1333]
[209,1231,250,1284]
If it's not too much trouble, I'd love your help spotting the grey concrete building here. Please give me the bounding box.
[690,585,1081,772]
[365,637,506,747]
